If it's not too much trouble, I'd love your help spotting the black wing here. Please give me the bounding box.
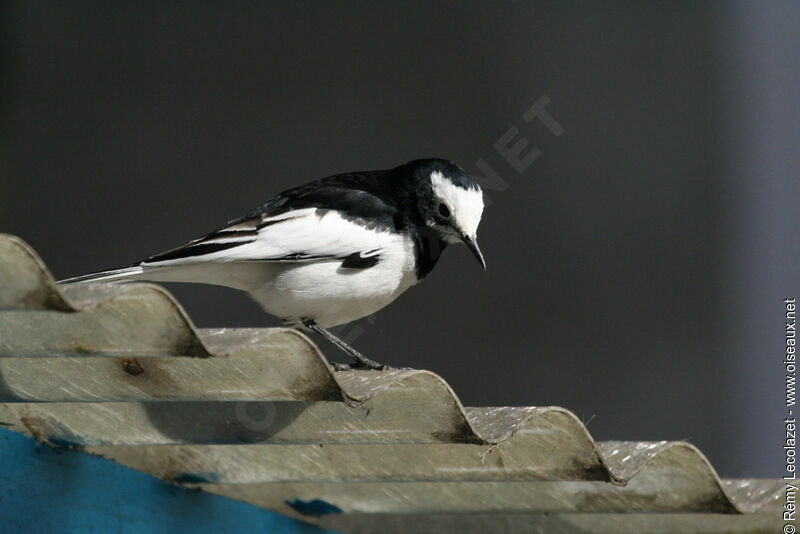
[142,170,403,266]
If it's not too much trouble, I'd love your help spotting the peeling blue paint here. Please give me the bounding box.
[0,427,339,534]
[285,499,344,517]
[30,417,105,447]
[173,472,221,484]
[46,437,84,449]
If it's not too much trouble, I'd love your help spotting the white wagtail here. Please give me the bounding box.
[61,158,486,369]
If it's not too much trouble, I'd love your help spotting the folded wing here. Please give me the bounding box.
[142,208,387,268]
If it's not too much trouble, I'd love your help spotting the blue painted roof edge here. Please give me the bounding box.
[0,427,338,534]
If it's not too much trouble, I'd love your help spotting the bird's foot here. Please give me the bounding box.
[302,319,402,371]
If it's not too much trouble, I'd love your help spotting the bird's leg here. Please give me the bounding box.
[302,319,389,371]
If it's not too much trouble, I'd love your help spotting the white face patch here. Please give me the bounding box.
[430,170,484,239]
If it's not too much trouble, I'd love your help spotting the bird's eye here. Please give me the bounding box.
[438,203,450,218]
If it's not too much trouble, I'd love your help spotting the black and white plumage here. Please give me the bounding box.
[61,158,486,369]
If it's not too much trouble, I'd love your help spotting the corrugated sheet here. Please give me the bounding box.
[0,234,781,533]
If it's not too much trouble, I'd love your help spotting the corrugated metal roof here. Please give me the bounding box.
[0,234,781,533]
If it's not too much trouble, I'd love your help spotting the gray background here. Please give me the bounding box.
[1,1,798,478]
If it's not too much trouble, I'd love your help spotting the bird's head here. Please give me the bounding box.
[405,159,486,270]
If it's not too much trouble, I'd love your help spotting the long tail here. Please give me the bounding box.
[58,261,266,291]
[59,265,146,285]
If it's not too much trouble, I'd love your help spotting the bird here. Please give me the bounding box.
[60,158,486,370]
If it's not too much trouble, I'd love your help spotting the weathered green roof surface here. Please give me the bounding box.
[0,234,781,533]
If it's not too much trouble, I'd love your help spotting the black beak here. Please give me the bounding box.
[461,234,486,270]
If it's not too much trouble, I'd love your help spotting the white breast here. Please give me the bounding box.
[249,231,418,327]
